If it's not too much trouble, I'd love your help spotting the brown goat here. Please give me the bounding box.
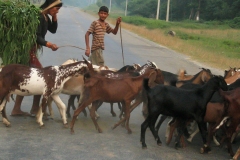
[70,58,164,134]
[224,67,237,79]
[224,71,240,85]
[177,69,194,81]
[176,68,213,88]
[215,88,240,157]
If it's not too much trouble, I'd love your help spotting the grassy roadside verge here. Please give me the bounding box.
[83,5,240,70]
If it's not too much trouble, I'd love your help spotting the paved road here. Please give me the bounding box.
[0,6,238,160]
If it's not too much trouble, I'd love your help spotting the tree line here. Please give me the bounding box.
[97,0,240,22]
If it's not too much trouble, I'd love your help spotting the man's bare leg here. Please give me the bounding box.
[30,95,41,115]
[11,95,29,116]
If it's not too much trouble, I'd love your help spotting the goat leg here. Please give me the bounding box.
[187,123,199,143]
[155,115,168,131]
[112,115,132,134]
[141,101,148,119]
[117,102,122,111]
[47,98,54,119]
[226,136,234,157]
[140,116,150,149]
[174,121,186,149]
[166,118,178,145]
[67,95,74,118]
[110,103,116,117]
[70,100,92,134]
[36,106,44,127]
[149,114,162,146]
[113,102,132,134]
[1,99,11,127]
[90,101,102,133]
[198,121,211,154]
[124,103,132,134]
[233,148,240,160]
[52,95,68,128]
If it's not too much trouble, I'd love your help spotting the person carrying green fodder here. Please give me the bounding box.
[0,0,63,116]
[0,0,39,65]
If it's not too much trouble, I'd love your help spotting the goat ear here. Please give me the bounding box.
[148,71,157,87]
[82,56,94,71]
[82,56,90,67]
[82,56,87,62]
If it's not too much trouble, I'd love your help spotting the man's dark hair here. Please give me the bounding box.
[99,6,109,13]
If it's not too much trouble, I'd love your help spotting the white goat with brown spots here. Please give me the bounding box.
[0,61,88,127]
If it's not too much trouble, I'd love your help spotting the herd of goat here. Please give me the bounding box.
[0,57,239,159]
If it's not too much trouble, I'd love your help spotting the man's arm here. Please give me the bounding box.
[112,17,122,35]
[85,31,91,57]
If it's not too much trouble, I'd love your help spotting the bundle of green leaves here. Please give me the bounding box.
[0,0,40,65]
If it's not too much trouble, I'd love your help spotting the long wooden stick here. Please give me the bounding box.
[119,23,125,66]
[58,45,85,50]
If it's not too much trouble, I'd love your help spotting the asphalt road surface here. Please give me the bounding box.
[0,6,238,160]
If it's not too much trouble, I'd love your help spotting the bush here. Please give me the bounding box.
[177,31,201,40]
[229,17,240,29]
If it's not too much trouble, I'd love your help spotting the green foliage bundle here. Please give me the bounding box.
[0,0,40,65]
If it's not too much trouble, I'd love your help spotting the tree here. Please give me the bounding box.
[128,0,157,18]
[114,0,240,21]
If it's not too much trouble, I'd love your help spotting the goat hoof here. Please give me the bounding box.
[157,140,162,146]
[127,129,132,134]
[228,149,234,157]
[187,137,192,143]
[200,146,211,154]
[39,124,45,129]
[112,125,117,130]
[70,128,75,134]
[63,123,68,128]
[142,144,147,149]
[5,124,11,127]
[175,142,181,149]
[98,129,103,133]
[44,117,49,120]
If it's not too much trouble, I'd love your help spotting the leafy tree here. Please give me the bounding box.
[203,0,231,20]
[128,0,157,18]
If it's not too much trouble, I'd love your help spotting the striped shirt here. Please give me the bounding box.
[88,20,113,51]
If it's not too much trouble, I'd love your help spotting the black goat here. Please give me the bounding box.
[161,70,178,86]
[140,76,228,149]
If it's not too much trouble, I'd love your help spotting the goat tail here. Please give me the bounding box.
[143,78,151,92]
